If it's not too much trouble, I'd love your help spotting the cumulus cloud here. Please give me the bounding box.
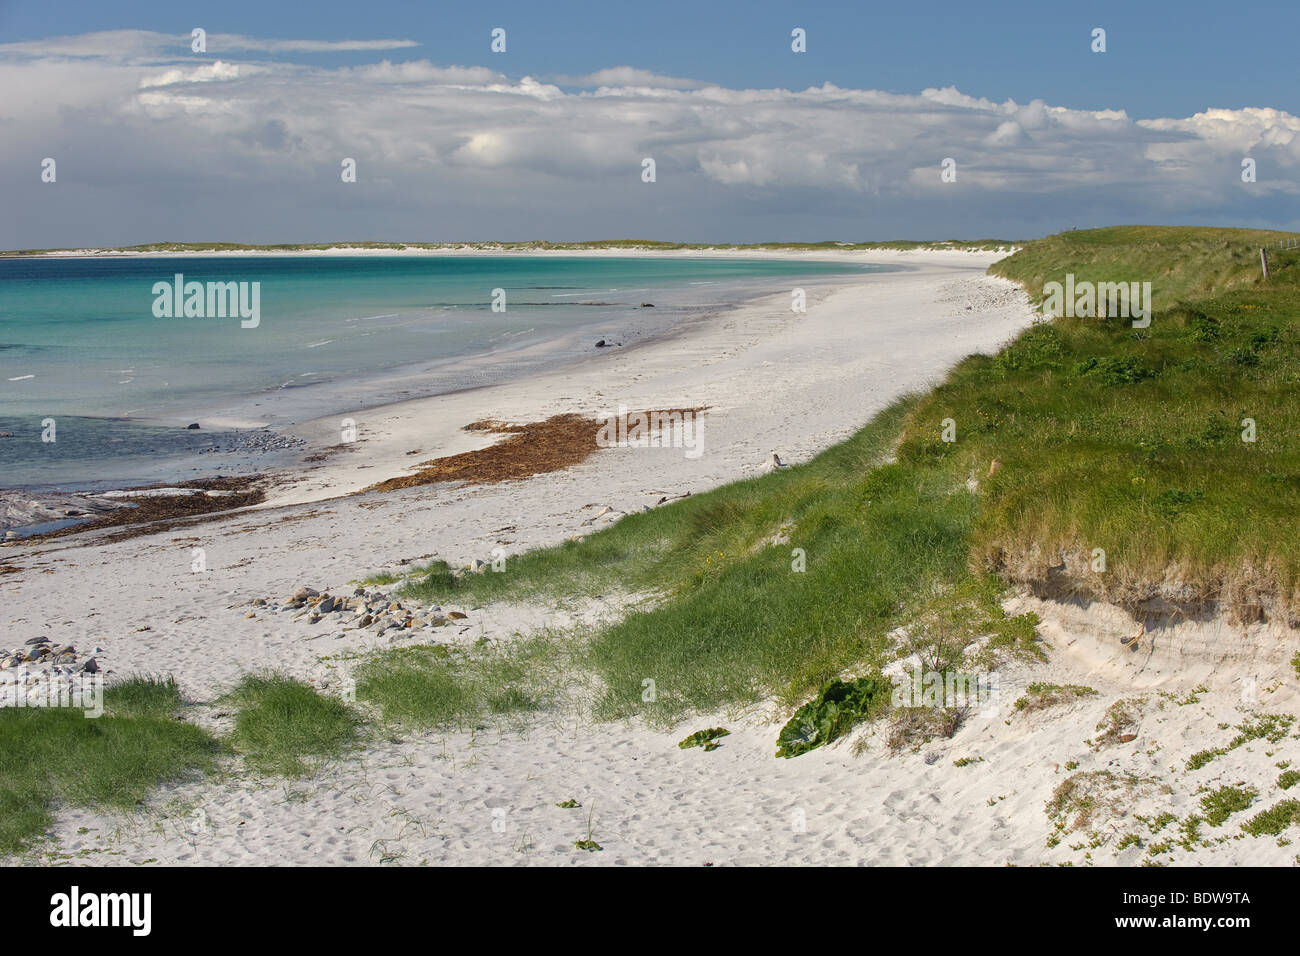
[1,30,1296,248]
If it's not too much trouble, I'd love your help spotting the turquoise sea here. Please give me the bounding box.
[0,255,887,490]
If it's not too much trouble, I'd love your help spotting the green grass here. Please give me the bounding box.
[224,674,362,777]
[978,226,1300,615]
[355,639,564,729]
[396,397,1036,725]
[0,677,219,854]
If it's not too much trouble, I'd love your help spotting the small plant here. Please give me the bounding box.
[1117,833,1142,850]
[1279,770,1300,791]
[574,804,602,852]
[678,728,730,751]
[953,756,984,767]
[1014,683,1096,713]
[777,676,885,758]
[1092,698,1143,749]
[1187,714,1296,771]
[1147,812,1177,834]
[1241,800,1300,837]
[1201,785,1257,826]
[556,799,581,809]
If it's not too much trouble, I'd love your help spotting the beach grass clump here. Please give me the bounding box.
[355,638,564,730]
[0,676,218,854]
[224,674,361,777]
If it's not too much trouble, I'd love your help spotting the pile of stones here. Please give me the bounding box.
[0,637,101,676]
[247,585,470,638]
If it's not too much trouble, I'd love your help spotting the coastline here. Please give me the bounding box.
[3,248,1050,863]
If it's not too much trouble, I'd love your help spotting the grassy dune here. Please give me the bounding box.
[972,226,1300,616]
[394,225,1300,726]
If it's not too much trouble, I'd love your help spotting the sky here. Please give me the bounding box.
[1,0,1297,247]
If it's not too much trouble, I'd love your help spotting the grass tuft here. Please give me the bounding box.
[0,676,218,854]
[224,674,361,777]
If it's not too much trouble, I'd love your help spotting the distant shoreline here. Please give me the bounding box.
[0,240,1019,260]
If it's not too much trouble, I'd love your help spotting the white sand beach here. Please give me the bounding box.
[4,249,1297,866]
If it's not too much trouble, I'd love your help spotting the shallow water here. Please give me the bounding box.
[0,255,886,490]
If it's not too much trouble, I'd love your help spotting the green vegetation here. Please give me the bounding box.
[953,755,984,767]
[1045,770,1159,848]
[1187,713,1296,771]
[1241,799,1300,837]
[573,805,602,852]
[0,677,219,854]
[556,799,581,809]
[776,677,886,758]
[224,675,361,777]
[400,400,1037,726]
[983,226,1300,617]
[1200,785,1257,826]
[1279,770,1300,790]
[355,640,562,729]
[678,728,730,751]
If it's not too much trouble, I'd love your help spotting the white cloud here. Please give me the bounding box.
[552,66,704,90]
[1,30,1296,248]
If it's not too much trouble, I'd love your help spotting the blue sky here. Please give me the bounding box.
[3,0,1294,119]
[0,1,1296,246]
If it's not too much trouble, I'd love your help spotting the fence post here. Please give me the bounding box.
[1261,247,1269,278]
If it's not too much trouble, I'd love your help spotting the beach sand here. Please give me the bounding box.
[5,249,1296,866]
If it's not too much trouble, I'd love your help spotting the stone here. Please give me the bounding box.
[186,422,200,429]
[25,637,50,646]
[448,611,468,620]
[80,658,98,674]
[293,586,319,601]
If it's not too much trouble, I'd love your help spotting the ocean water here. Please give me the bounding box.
[0,255,887,490]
